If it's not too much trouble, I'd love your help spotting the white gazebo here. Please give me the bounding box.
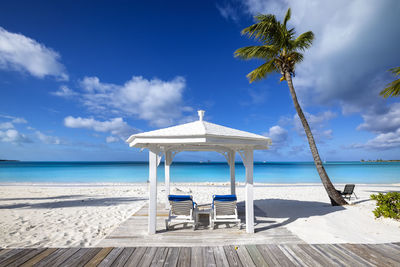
[126,110,271,234]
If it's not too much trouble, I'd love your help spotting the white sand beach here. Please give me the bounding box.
[0,183,399,248]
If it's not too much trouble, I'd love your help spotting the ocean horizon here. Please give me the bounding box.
[0,161,399,184]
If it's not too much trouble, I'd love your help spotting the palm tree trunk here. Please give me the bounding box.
[284,71,348,206]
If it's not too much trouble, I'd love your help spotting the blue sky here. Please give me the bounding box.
[0,0,399,162]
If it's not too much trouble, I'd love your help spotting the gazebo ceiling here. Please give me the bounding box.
[126,111,271,151]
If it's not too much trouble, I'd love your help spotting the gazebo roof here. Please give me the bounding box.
[126,111,271,151]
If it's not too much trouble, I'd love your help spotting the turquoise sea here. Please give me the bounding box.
[0,161,399,184]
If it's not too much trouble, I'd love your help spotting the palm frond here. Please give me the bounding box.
[236,7,314,82]
[389,66,400,77]
[234,45,278,60]
[287,51,304,64]
[241,14,280,43]
[292,31,314,51]
[246,59,278,83]
[380,80,400,98]
[283,8,291,27]
[380,67,400,98]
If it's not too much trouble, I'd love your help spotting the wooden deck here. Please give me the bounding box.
[98,202,304,247]
[1,243,399,266]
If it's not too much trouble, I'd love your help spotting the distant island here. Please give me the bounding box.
[361,159,400,162]
[0,159,19,162]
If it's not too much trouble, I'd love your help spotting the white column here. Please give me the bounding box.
[243,149,254,234]
[229,150,236,195]
[148,149,158,234]
[164,150,171,209]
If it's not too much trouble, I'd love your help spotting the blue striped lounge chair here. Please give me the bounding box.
[211,195,241,229]
[166,195,197,230]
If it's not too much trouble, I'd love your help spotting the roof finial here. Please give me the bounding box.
[198,110,205,121]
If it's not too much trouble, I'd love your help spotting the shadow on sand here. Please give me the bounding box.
[0,196,146,209]
[0,195,87,201]
[238,198,345,232]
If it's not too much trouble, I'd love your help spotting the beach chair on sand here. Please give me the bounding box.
[337,184,357,200]
[166,195,197,230]
[211,195,241,229]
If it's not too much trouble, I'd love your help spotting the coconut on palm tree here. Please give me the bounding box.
[235,8,347,206]
[380,67,400,98]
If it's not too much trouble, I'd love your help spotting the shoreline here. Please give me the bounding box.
[0,182,399,187]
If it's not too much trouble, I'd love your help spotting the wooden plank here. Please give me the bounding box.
[331,244,375,267]
[285,244,322,267]
[20,248,58,267]
[60,248,94,267]
[245,245,266,267]
[264,244,294,267]
[315,244,347,266]
[177,247,190,267]
[137,247,158,267]
[296,244,338,266]
[34,248,79,267]
[164,247,180,267]
[111,247,135,267]
[84,247,113,267]
[0,250,10,258]
[223,246,243,267]
[353,244,398,266]
[204,246,216,267]
[277,245,303,266]
[125,247,146,267]
[255,245,281,266]
[190,247,203,267]
[366,244,400,262]
[356,244,400,266]
[98,247,124,267]
[212,247,229,267]
[322,244,368,267]
[387,243,400,251]
[235,246,255,267]
[150,247,169,267]
[0,249,34,267]
[9,248,46,267]
[0,249,24,265]
[341,244,382,266]
[69,248,102,267]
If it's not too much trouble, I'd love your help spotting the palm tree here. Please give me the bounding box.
[235,8,347,205]
[380,67,400,98]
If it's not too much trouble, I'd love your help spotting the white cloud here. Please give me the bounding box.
[357,103,400,134]
[64,116,138,142]
[264,125,288,146]
[76,75,190,127]
[106,136,120,143]
[0,114,27,124]
[11,117,27,124]
[0,129,31,143]
[0,122,14,129]
[351,103,400,149]
[293,111,336,140]
[35,131,61,145]
[0,27,68,80]
[351,129,400,150]
[51,85,77,97]
[217,3,240,22]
